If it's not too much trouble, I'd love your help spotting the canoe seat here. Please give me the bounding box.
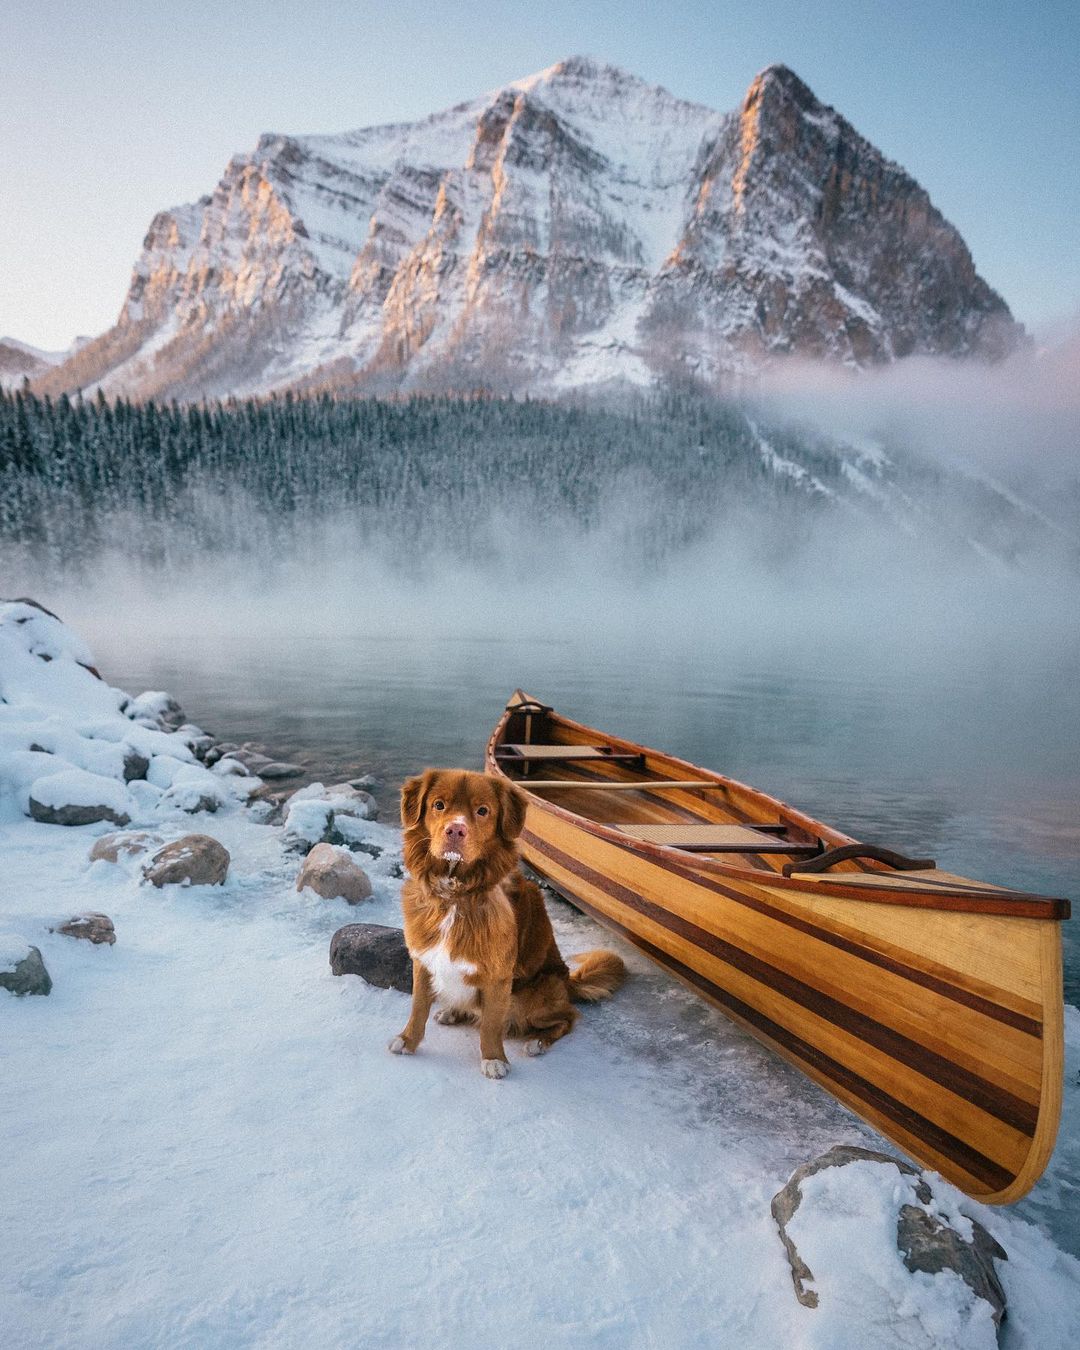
[496,744,645,764]
[613,824,821,854]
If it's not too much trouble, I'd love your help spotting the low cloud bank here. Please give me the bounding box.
[753,321,1080,505]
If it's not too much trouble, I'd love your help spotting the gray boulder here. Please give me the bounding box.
[297,844,373,904]
[1,944,52,996]
[772,1145,1007,1326]
[259,761,305,780]
[54,912,116,945]
[143,835,230,888]
[330,924,412,992]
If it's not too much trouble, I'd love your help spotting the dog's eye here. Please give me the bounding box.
[476,805,490,818]
[433,800,445,811]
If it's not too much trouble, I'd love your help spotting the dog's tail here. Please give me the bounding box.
[567,949,626,1002]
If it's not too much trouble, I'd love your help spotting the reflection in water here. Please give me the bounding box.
[89,624,1080,1004]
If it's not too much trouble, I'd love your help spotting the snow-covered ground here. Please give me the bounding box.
[3,600,1079,1348]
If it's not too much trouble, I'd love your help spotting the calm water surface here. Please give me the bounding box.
[94,628,1080,1004]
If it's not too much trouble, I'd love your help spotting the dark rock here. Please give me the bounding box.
[772,1144,1007,1326]
[0,944,52,996]
[898,1204,1008,1328]
[54,912,116,945]
[143,834,230,887]
[330,923,412,992]
[122,748,150,781]
[29,798,130,828]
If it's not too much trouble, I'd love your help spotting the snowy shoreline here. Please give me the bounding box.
[3,598,1079,1349]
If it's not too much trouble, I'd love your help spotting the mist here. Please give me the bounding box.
[751,320,1080,512]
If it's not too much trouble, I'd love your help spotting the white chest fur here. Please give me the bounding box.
[417,906,477,1009]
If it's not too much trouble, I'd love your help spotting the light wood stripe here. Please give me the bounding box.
[525,828,1038,1143]
[550,875,1017,1196]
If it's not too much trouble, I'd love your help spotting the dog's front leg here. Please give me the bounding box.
[477,977,512,1079]
[389,961,434,1055]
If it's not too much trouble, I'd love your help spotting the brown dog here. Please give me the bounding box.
[389,769,625,1078]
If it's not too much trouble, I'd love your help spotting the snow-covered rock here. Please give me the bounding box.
[0,936,52,995]
[34,58,1021,404]
[89,831,164,863]
[773,1146,1009,1344]
[28,768,134,827]
[124,691,186,729]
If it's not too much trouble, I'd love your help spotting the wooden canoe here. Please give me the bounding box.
[486,691,1070,1204]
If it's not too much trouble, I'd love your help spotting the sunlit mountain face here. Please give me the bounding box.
[33,57,1021,404]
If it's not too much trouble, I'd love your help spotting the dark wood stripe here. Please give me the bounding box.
[526,825,1041,1038]
[555,883,1015,1195]
[524,829,1038,1137]
[636,842,1045,1039]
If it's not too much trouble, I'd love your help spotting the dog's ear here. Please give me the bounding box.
[401,770,435,829]
[493,777,527,843]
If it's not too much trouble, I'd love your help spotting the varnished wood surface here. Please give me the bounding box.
[485,691,1069,1203]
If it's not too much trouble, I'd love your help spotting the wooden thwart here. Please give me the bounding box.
[496,744,643,763]
[521,778,727,789]
[613,823,820,854]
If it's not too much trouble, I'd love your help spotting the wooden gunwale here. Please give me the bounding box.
[485,691,1068,1203]
[486,694,1070,919]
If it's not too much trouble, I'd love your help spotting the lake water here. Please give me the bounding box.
[89,623,1080,1005]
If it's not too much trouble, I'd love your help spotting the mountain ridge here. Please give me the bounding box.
[34,57,1022,402]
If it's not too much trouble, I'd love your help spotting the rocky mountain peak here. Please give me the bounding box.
[35,58,1024,401]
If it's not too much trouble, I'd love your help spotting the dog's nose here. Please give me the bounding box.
[444,820,468,844]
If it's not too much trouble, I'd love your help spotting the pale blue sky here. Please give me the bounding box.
[2,0,1077,349]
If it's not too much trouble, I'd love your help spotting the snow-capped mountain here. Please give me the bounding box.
[0,337,79,391]
[37,58,1021,402]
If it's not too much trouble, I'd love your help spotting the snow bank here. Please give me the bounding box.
[2,602,1079,1348]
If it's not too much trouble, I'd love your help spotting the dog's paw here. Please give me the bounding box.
[523,1038,547,1057]
[481,1058,510,1079]
[435,1008,468,1026]
[388,1036,413,1055]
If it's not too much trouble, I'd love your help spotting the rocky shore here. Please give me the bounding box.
[3,597,1078,1349]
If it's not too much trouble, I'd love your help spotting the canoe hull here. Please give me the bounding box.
[487,712,1065,1205]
